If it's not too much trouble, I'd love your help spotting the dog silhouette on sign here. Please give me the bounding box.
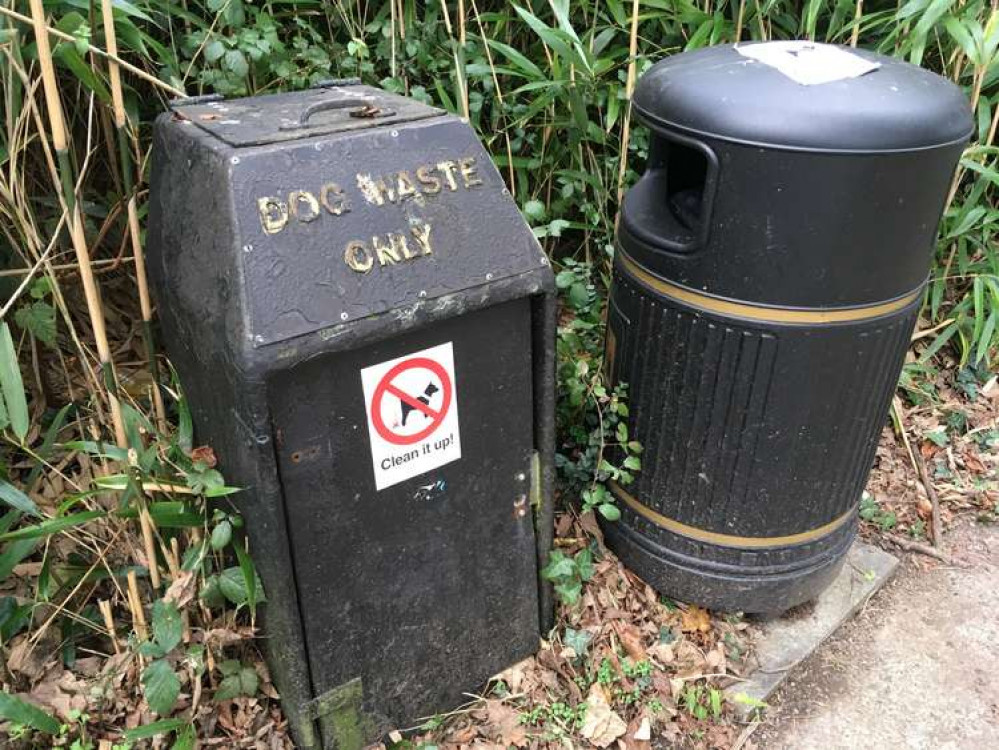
[401,382,439,426]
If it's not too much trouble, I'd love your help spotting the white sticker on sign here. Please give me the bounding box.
[361,342,462,490]
[736,41,880,86]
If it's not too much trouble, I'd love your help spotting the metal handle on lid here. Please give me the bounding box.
[280,95,379,130]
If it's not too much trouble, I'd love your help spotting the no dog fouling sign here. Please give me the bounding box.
[361,342,462,490]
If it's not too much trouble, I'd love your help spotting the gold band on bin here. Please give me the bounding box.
[609,481,856,549]
[617,251,921,324]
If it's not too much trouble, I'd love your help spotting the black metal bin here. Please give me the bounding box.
[147,83,555,749]
[603,42,971,614]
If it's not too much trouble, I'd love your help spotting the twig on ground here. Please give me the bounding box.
[883,533,953,564]
[892,396,944,549]
[912,447,944,549]
[732,719,762,750]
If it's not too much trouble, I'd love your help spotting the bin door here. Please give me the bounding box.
[268,298,539,728]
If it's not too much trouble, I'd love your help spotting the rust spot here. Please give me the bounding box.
[350,104,385,119]
[289,445,321,465]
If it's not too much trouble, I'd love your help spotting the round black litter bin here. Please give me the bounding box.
[603,42,972,614]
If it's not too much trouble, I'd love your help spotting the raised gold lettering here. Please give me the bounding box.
[436,160,459,191]
[459,157,482,188]
[411,223,433,256]
[257,197,288,234]
[416,165,442,194]
[357,173,395,205]
[344,241,373,273]
[289,190,320,222]
[396,171,418,201]
[373,234,404,266]
[320,183,350,216]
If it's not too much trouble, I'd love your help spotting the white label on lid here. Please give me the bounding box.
[736,41,880,85]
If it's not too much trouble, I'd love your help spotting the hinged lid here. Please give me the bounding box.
[172,84,443,147]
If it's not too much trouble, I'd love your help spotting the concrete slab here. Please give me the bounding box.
[725,541,898,718]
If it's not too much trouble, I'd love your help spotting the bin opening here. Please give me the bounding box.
[664,139,708,231]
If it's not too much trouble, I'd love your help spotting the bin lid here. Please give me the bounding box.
[633,42,973,152]
[172,84,443,148]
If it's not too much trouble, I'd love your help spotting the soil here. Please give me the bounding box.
[754,520,999,750]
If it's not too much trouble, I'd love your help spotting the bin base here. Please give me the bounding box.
[602,515,855,614]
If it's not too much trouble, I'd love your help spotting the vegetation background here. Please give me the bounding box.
[0,0,996,747]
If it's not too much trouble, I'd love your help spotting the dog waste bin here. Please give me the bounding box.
[603,42,971,614]
[147,82,555,749]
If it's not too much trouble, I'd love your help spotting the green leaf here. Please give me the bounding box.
[210,519,232,550]
[152,600,183,653]
[142,658,181,715]
[123,718,188,741]
[523,199,546,221]
[172,723,196,750]
[214,664,258,701]
[0,322,28,441]
[0,596,33,641]
[553,581,581,605]
[598,502,621,521]
[0,692,61,734]
[563,626,592,656]
[0,510,105,542]
[14,301,56,347]
[623,456,641,471]
[0,538,38,581]
[541,551,575,581]
[204,39,226,63]
[0,480,41,517]
[218,565,265,607]
[62,440,130,461]
[176,392,193,454]
[224,49,249,77]
[568,282,589,309]
[233,542,262,613]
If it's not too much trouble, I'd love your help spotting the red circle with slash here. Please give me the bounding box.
[370,357,452,445]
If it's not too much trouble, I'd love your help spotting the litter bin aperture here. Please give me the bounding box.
[147,82,555,750]
[603,42,971,614]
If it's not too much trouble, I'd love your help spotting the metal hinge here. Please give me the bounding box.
[530,450,542,512]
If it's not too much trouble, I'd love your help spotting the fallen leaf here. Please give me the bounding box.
[616,623,647,662]
[163,569,198,608]
[190,445,217,467]
[634,715,651,740]
[580,682,626,748]
[680,605,712,633]
[480,699,529,748]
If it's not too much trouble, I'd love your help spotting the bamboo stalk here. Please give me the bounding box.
[98,599,121,654]
[439,0,470,120]
[851,0,863,47]
[0,5,185,97]
[101,0,166,430]
[0,255,136,279]
[28,0,127,448]
[126,569,148,641]
[139,502,162,589]
[396,0,406,39]
[616,0,641,203]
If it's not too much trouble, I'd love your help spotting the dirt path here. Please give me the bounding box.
[755,520,999,750]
